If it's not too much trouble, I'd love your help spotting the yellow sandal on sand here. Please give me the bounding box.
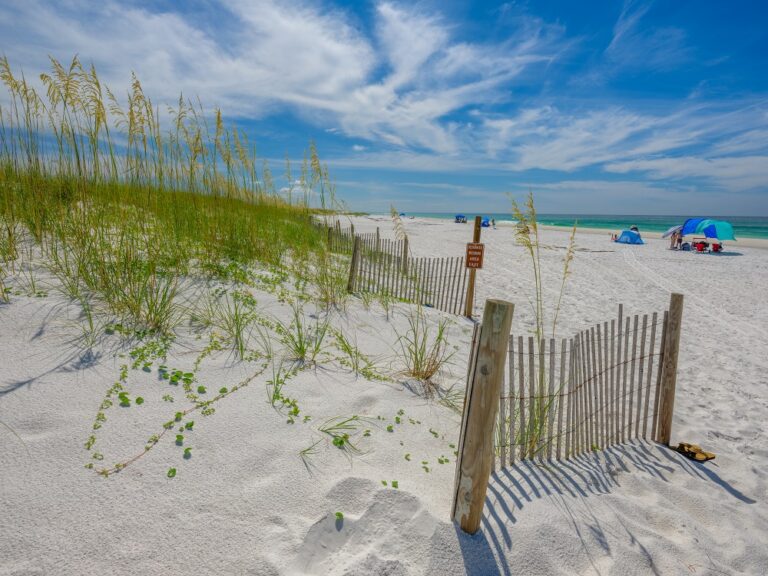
[674,442,716,462]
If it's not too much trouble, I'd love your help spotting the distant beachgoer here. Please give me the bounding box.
[630,225,639,232]
[491,218,496,229]
[670,231,677,250]
[676,233,683,250]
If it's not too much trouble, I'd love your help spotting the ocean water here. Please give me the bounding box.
[406,213,768,239]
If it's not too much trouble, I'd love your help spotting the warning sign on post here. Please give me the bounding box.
[465,242,484,269]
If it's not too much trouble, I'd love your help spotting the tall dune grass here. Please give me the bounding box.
[0,56,342,332]
[508,192,577,458]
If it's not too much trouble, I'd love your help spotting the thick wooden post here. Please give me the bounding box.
[350,223,355,236]
[463,216,482,318]
[452,299,514,534]
[657,293,684,445]
[346,237,361,293]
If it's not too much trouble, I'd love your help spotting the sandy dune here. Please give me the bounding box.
[2,216,767,575]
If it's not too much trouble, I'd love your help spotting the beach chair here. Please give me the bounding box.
[711,243,723,253]
[694,241,708,252]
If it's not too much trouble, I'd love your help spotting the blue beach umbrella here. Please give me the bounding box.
[695,219,736,241]
[662,224,683,238]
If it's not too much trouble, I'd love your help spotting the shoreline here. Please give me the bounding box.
[364,215,768,249]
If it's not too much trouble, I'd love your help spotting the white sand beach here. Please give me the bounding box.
[2,216,767,576]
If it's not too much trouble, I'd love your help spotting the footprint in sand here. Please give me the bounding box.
[289,478,442,576]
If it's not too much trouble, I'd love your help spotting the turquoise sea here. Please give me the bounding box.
[406,213,768,239]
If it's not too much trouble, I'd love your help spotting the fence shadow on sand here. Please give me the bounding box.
[454,440,755,576]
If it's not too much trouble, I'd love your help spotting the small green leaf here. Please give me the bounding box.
[167,467,177,478]
[184,421,194,430]
[175,412,183,422]
[386,425,394,433]
[135,397,144,405]
[404,453,411,461]
[391,480,399,489]
[183,447,192,459]
[197,385,207,394]
[175,434,184,445]
[219,387,228,394]
[335,511,343,521]
[381,480,388,486]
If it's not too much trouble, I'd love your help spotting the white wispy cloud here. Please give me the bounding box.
[605,0,691,71]
[604,155,768,190]
[0,0,562,154]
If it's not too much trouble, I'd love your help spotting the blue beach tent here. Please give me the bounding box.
[615,230,644,244]
[481,217,490,227]
[454,214,466,223]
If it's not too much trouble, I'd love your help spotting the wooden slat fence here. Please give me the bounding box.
[323,224,406,260]
[493,303,676,467]
[325,223,470,316]
[353,251,470,315]
[325,224,355,254]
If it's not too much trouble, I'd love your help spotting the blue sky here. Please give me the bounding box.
[1,0,767,214]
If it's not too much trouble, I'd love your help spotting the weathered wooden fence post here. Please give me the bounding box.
[376,227,380,253]
[452,299,514,534]
[657,293,684,445]
[350,223,355,236]
[346,237,361,293]
[463,216,483,318]
[401,237,409,273]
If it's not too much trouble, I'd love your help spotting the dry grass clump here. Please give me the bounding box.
[395,307,454,395]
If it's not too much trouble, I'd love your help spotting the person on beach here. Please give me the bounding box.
[491,218,496,229]
[670,231,678,250]
[676,233,683,250]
